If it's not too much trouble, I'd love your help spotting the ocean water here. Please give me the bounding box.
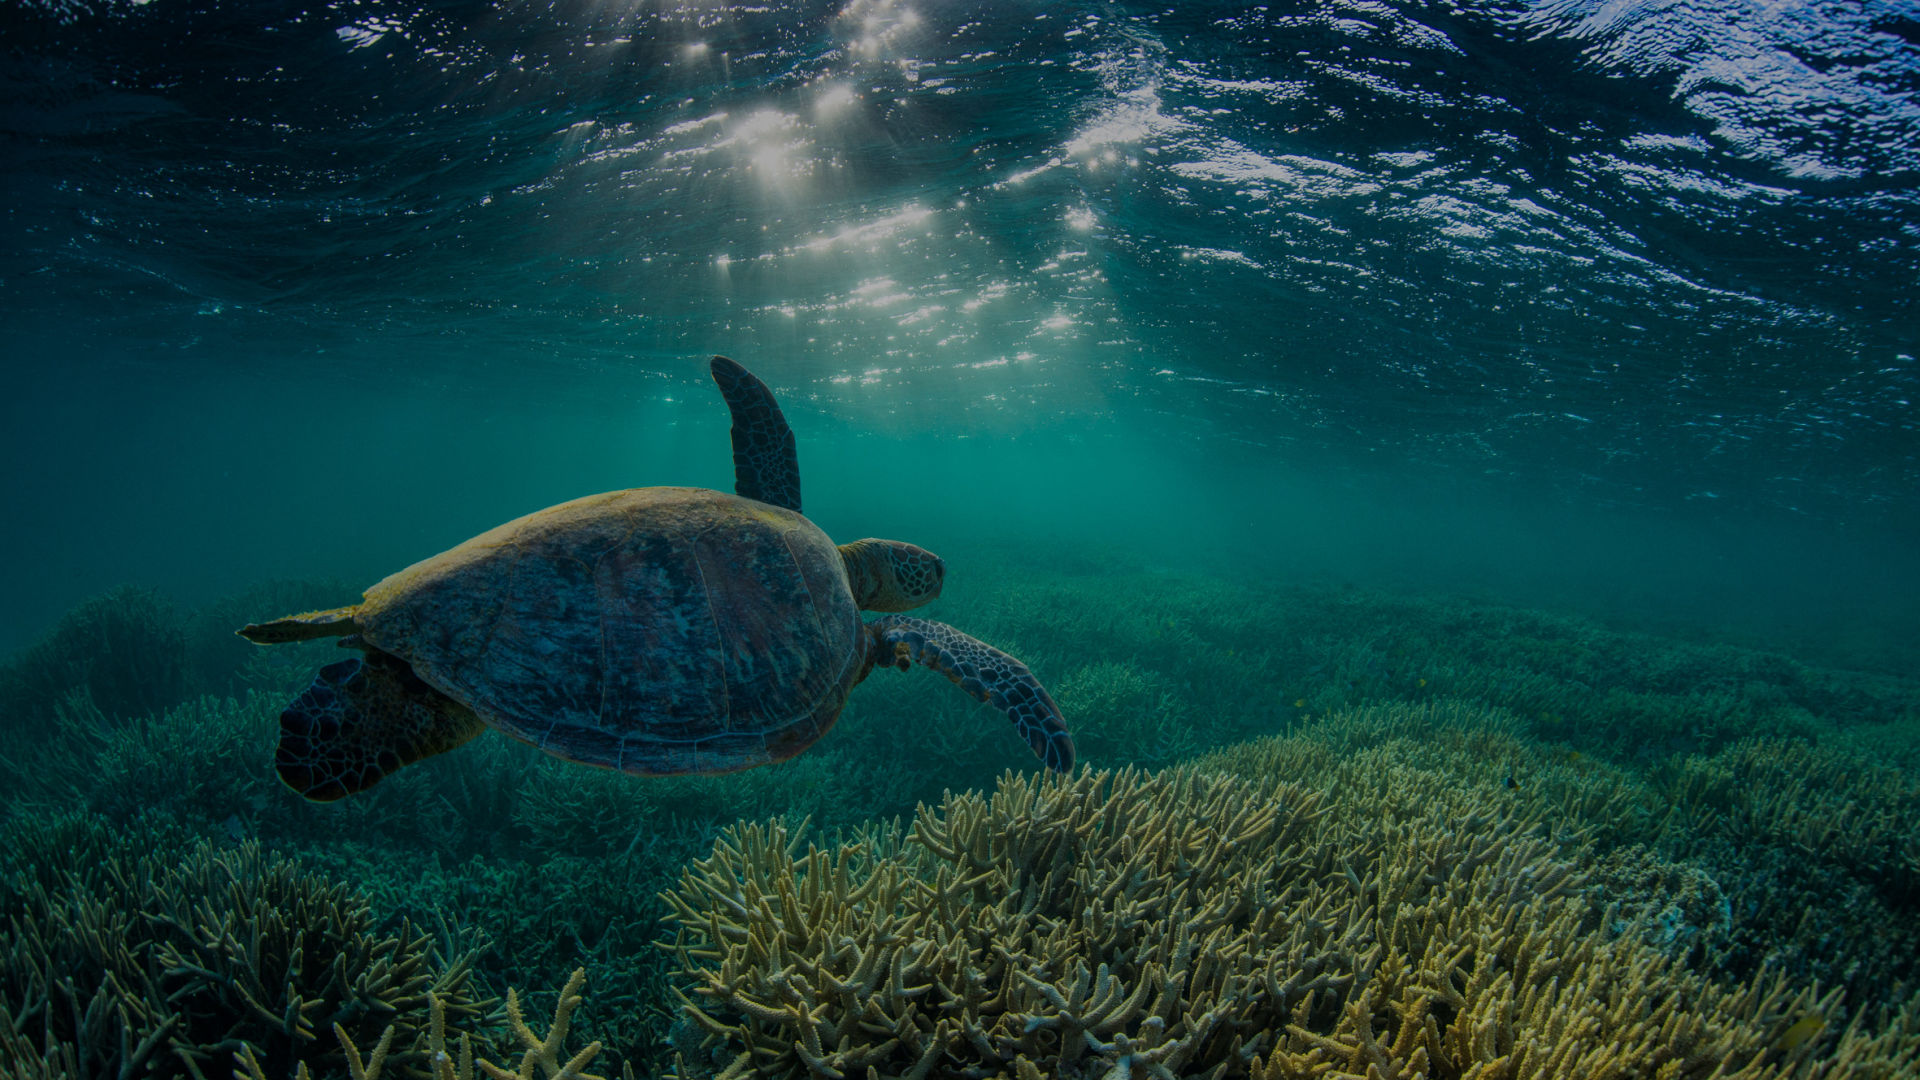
[2,0,1918,1077]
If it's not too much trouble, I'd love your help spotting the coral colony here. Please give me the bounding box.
[2,569,1917,1075]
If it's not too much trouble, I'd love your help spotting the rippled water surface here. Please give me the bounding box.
[2,0,1916,649]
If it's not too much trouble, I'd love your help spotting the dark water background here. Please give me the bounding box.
[3,0,1918,657]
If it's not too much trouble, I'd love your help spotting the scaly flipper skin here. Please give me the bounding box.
[868,615,1074,772]
[710,354,802,513]
[276,651,487,801]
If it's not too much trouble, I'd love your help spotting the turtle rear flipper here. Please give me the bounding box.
[238,605,362,644]
[276,652,486,802]
[867,615,1075,773]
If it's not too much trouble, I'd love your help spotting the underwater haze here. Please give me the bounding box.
[3,0,1920,1078]
[3,0,1917,650]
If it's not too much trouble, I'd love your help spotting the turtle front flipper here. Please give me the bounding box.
[866,615,1074,773]
[710,355,801,513]
[275,652,487,802]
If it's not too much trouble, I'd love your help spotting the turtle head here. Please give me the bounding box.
[839,539,945,612]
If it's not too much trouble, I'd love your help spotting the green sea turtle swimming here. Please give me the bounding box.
[240,356,1074,801]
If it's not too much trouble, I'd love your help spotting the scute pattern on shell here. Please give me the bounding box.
[356,486,863,775]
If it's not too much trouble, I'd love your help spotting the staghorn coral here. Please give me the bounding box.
[0,807,195,928]
[8,564,1920,1076]
[233,970,605,1080]
[1194,700,1920,1003]
[1659,738,1920,893]
[0,687,123,813]
[479,970,605,1080]
[86,691,299,827]
[1053,661,1198,766]
[0,584,189,730]
[0,686,485,857]
[659,763,1907,1080]
[1650,737,1920,993]
[661,768,1345,1079]
[0,832,489,1080]
[938,564,1919,766]
[416,848,681,1073]
[1190,699,1671,849]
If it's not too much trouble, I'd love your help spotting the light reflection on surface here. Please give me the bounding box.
[813,83,857,115]
[15,0,1904,517]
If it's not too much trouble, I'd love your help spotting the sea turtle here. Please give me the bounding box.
[240,355,1074,801]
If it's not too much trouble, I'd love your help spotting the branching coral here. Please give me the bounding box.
[661,769,1342,1079]
[1661,737,1920,894]
[230,969,605,1080]
[1653,736,1920,991]
[1054,661,1198,766]
[1196,700,1920,1007]
[0,835,490,1079]
[7,567,1918,1078]
[0,584,189,729]
[659,763,1891,1080]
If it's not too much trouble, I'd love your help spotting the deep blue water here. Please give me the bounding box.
[2,0,1917,656]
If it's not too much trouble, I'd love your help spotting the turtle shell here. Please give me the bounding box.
[352,486,864,775]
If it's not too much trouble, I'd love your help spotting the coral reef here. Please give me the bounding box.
[0,585,188,728]
[5,566,1920,1075]
[1193,701,1920,1013]
[1053,660,1198,766]
[1654,737,1920,993]
[661,765,1916,1079]
[232,969,604,1080]
[1660,738,1919,894]
[0,828,489,1079]
[662,768,1329,1078]
[0,808,195,920]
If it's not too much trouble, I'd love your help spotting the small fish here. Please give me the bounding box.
[1294,698,1307,708]
[1503,766,1519,790]
[1774,1015,1825,1052]
[1417,678,1427,687]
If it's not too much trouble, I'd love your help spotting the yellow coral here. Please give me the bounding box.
[661,756,1920,1080]
[482,970,605,1080]
[233,972,603,1080]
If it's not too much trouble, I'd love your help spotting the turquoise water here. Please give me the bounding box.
[2,1,1918,1077]
[4,0,1917,651]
